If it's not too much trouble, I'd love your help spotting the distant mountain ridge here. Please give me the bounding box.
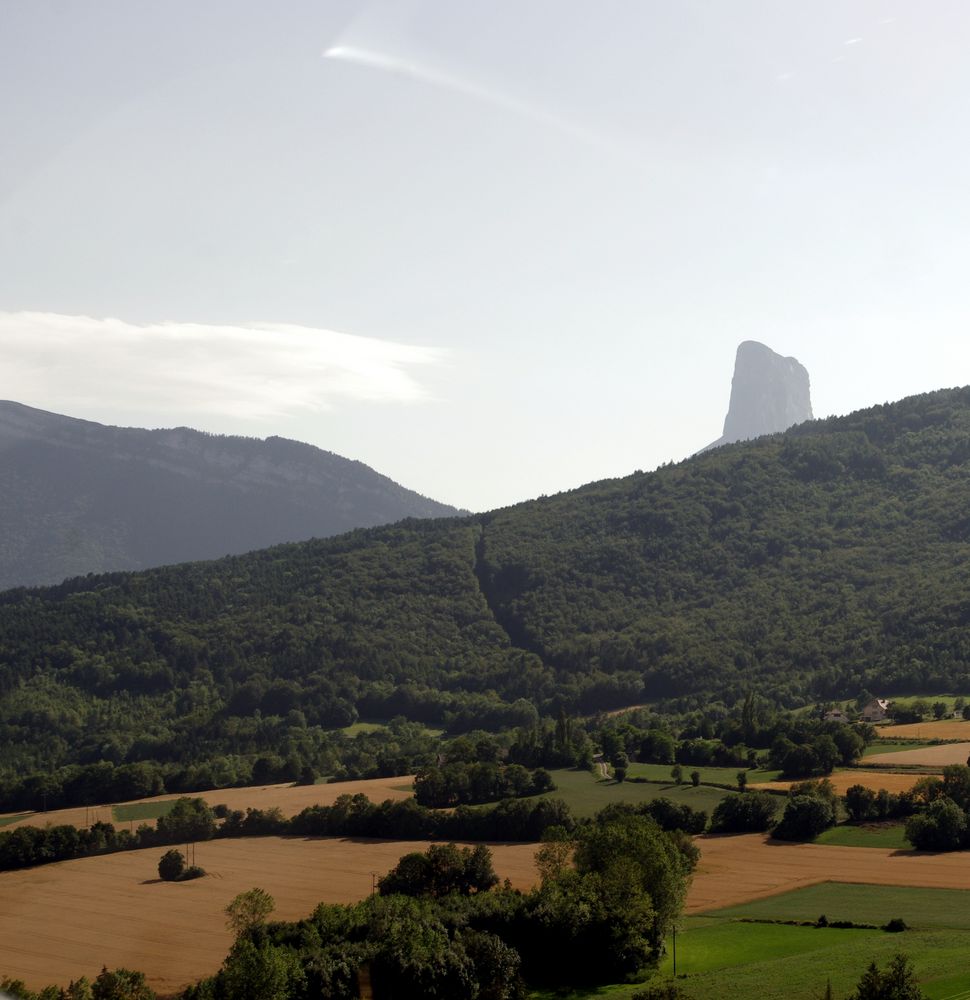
[702,340,813,451]
[0,400,461,590]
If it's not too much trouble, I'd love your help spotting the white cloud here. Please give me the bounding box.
[0,311,445,422]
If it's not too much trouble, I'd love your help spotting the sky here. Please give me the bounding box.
[2,0,970,511]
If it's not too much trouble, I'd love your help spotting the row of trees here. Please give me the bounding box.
[412,762,555,806]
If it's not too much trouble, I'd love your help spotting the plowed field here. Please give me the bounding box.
[688,833,970,914]
[864,742,970,766]
[0,836,538,995]
[0,775,414,833]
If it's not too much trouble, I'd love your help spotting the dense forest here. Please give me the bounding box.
[3,387,970,798]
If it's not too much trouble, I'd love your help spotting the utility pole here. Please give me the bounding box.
[371,872,377,895]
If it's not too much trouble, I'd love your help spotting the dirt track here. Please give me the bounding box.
[688,833,970,913]
[0,776,415,833]
[864,742,970,766]
[0,836,538,995]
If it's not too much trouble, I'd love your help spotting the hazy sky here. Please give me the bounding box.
[2,1,970,511]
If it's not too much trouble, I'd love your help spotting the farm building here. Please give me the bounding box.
[823,708,849,723]
[861,698,891,723]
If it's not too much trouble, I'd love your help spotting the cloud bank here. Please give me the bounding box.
[0,312,444,422]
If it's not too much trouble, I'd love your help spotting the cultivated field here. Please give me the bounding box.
[759,770,922,795]
[687,832,970,914]
[0,775,415,833]
[864,741,970,766]
[879,719,970,740]
[0,835,538,995]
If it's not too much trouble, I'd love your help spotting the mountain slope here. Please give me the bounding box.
[0,400,460,589]
[3,386,970,783]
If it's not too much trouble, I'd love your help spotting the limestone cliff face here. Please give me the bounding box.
[0,401,461,590]
[702,341,813,451]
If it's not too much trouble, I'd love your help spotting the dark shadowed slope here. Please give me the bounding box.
[0,400,460,589]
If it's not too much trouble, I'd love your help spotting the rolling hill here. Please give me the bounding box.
[3,386,970,790]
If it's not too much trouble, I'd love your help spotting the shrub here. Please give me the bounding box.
[157,849,185,882]
[883,918,908,933]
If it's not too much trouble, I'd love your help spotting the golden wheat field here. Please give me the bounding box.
[879,719,970,740]
[0,836,539,995]
[687,832,970,913]
[0,775,415,833]
[864,742,970,766]
[759,770,924,795]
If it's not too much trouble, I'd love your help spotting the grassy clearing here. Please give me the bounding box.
[625,763,781,785]
[113,800,177,823]
[0,813,30,828]
[538,769,735,819]
[814,823,909,850]
[335,720,445,738]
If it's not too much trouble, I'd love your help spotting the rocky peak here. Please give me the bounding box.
[702,341,813,451]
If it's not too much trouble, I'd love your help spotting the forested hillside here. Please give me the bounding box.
[3,387,970,795]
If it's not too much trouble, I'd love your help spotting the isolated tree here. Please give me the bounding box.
[736,771,748,792]
[225,888,276,939]
[157,848,185,881]
[690,770,701,787]
[671,764,683,785]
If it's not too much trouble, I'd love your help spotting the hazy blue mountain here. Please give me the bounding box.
[0,400,460,589]
[702,341,813,451]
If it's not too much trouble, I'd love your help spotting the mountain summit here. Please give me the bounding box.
[703,341,813,451]
[0,400,461,590]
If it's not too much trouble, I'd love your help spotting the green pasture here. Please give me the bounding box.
[862,740,936,756]
[814,822,909,850]
[0,813,29,828]
[625,763,781,785]
[710,883,970,930]
[112,799,176,823]
[537,769,736,819]
[658,920,882,977]
[528,884,970,1000]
